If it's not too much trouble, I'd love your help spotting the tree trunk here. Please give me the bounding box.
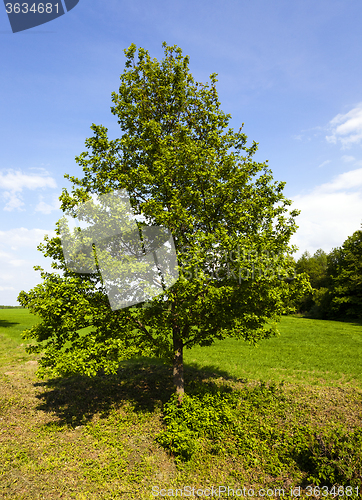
[172,327,184,406]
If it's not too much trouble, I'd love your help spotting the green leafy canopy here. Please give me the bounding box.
[18,42,310,388]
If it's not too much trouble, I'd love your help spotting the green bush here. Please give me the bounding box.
[306,425,362,487]
[156,382,292,472]
[156,384,362,489]
[155,391,236,462]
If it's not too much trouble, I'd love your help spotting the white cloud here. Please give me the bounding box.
[0,170,57,192]
[293,134,303,141]
[341,155,355,163]
[317,168,362,193]
[326,103,362,148]
[0,169,57,212]
[0,227,56,306]
[1,273,16,281]
[35,195,61,214]
[317,160,330,169]
[8,259,27,267]
[3,191,25,211]
[30,166,51,173]
[0,250,13,259]
[0,227,56,250]
[290,168,362,258]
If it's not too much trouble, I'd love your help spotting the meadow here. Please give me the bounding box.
[0,307,362,499]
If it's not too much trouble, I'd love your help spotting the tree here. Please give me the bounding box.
[294,249,329,315]
[328,227,362,319]
[18,42,310,404]
[295,249,328,289]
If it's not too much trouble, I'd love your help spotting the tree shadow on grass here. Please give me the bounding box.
[33,361,320,487]
[0,319,20,329]
[33,359,242,429]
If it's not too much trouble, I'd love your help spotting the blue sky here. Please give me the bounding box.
[1,0,362,305]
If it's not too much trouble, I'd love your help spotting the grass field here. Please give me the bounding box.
[1,308,362,499]
[184,315,362,387]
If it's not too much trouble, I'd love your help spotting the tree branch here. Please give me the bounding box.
[131,316,160,348]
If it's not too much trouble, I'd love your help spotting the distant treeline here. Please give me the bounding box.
[293,226,362,320]
[0,305,25,309]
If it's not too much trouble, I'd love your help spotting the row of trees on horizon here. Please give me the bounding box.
[293,225,362,320]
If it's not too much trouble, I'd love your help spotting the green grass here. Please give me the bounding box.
[185,315,362,387]
[0,307,40,344]
[0,308,362,499]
